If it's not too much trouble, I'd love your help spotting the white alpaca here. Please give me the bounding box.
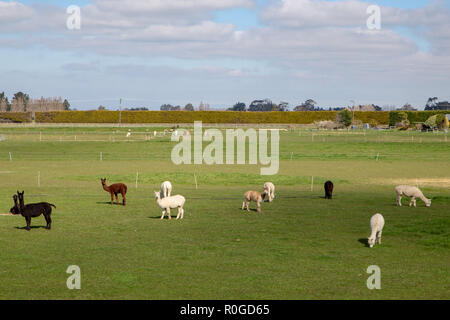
[368,214,385,248]
[395,185,431,207]
[263,182,275,202]
[160,181,172,198]
[154,191,185,220]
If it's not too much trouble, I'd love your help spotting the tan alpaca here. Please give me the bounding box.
[242,191,265,213]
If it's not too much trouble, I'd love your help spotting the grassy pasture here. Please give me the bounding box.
[0,127,448,299]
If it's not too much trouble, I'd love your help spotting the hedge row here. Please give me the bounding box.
[389,110,449,126]
[0,112,31,123]
[3,110,447,125]
[33,110,391,124]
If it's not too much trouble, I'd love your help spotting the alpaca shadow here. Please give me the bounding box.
[15,226,48,230]
[96,202,125,206]
[240,208,259,212]
[148,216,181,220]
[358,238,369,247]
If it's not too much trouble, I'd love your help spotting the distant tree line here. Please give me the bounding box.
[0,92,70,112]
[425,97,450,111]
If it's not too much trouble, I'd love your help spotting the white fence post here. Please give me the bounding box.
[136,172,139,189]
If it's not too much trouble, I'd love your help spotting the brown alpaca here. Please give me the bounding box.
[101,178,127,206]
[242,191,265,213]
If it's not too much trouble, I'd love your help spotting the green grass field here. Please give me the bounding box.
[0,126,448,299]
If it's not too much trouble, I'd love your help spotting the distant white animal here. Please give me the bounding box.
[126,130,131,138]
[395,185,431,207]
[263,182,275,202]
[242,191,265,213]
[368,213,385,248]
[160,181,172,198]
[154,191,186,220]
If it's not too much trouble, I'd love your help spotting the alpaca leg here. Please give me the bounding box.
[25,216,31,231]
[122,194,126,206]
[377,230,382,244]
[110,193,114,205]
[181,208,184,219]
[161,209,166,220]
[242,201,246,210]
[397,195,402,206]
[167,208,172,220]
[176,206,181,220]
[44,213,52,230]
[115,194,119,204]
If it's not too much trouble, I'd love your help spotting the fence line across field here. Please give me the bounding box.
[3,151,449,161]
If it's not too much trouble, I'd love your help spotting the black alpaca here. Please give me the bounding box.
[16,191,56,231]
[324,181,334,199]
[9,194,20,215]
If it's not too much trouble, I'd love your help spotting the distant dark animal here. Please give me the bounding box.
[101,178,127,206]
[324,181,334,199]
[9,194,20,215]
[17,191,56,231]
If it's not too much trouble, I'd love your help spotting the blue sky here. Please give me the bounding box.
[1,0,449,110]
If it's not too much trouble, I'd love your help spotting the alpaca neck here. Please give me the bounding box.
[102,184,110,192]
[418,194,428,203]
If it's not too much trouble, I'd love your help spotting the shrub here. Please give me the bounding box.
[336,110,352,127]
[33,110,393,125]
[0,112,31,123]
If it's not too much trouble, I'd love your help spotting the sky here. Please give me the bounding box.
[1,0,449,110]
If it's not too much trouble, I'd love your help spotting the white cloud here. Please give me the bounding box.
[0,1,34,23]
[1,0,450,108]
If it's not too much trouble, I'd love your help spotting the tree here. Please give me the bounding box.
[12,92,30,112]
[336,109,352,127]
[425,97,450,110]
[0,92,10,112]
[63,99,71,110]
[398,103,416,111]
[228,102,246,111]
[249,99,278,112]
[277,101,289,112]
[294,99,318,111]
[426,97,438,109]
[160,104,174,111]
[98,105,106,110]
[184,103,194,111]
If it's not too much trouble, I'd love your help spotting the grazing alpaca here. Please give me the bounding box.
[324,181,334,199]
[101,178,127,206]
[154,191,186,220]
[263,182,275,202]
[242,191,265,213]
[160,181,172,198]
[16,191,56,231]
[368,213,385,248]
[395,185,431,207]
